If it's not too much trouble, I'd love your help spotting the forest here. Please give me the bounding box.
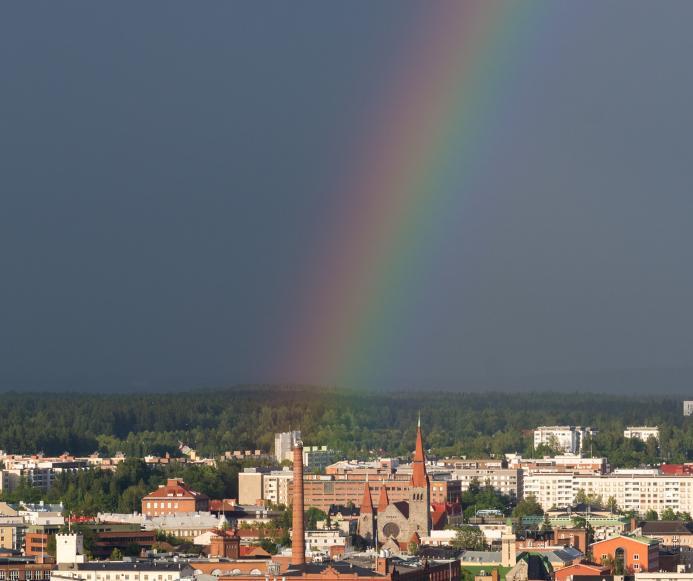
[0,386,690,466]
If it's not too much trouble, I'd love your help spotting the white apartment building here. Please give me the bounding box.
[684,401,693,417]
[262,469,293,506]
[624,427,660,441]
[533,426,596,454]
[449,467,523,500]
[274,431,301,463]
[524,471,693,515]
[523,472,576,509]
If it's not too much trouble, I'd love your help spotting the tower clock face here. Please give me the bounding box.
[382,522,400,539]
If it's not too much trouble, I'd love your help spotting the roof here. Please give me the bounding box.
[460,550,501,564]
[515,553,552,581]
[328,504,360,518]
[76,561,193,572]
[143,479,209,501]
[410,424,429,488]
[284,562,386,577]
[393,501,409,519]
[641,520,693,535]
[591,534,658,547]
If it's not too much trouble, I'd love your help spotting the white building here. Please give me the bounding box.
[274,431,301,463]
[448,467,523,500]
[523,472,576,509]
[533,426,595,454]
[624,427,660,442]
[684,401,693,417]
[523,471,693,516]
[51,562,194,581]
[262,469,293,506]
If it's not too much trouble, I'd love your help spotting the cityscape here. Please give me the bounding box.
[3,4,693,581]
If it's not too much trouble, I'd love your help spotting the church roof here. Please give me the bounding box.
[410,421,429,488]
[377,484,390,512]
[360,482,374,514]
[393,501,409,518]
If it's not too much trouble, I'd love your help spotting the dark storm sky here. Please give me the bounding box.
[1,2,693,393]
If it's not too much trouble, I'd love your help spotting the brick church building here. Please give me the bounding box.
[358,420,431,549]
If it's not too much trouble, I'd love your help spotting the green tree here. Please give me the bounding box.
[451,526,485,550]
[644,509,659,521]
[513,495,543,517]
[660,507,677,521]
[110,548,123,561]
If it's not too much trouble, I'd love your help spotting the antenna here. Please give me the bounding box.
[418,411,421,429]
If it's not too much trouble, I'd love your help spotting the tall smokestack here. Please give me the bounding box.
[291,438,305,566]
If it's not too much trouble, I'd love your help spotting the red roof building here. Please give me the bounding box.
[141,478,209,516]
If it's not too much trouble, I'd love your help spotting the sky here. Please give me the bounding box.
[1,2,693,393]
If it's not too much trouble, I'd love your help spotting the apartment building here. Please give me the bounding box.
[238,468,269,505]
[533,427,596,454]
[524,471,693,515]
[508,454,608,475]
[303,447,334,472]
[447,467,523,500]
[523,472,576,509]
[624,427,660,442]
[274,431,301,463]
[684,401,693,417]
[262,469,293,506]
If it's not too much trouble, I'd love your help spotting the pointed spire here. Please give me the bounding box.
[410,418,429,488]
[377,483,390,512]
[360,481,374,513]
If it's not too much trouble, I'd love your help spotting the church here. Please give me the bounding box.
[358,420,431,550]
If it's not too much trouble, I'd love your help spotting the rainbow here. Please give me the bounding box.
[277,2,544,388]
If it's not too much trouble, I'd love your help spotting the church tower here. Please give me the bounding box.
[408,415,431,535]
[357,480,375,544]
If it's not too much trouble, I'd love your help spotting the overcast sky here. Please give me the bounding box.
[1,2,693,393]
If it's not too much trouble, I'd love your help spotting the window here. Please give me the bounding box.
[633,554,639,560]
[9,572,18,581]
[0,573,6,581]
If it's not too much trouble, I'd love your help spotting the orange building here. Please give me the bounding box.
[590,535,659,573]
[554,563,609,581]
[141,478,209,516]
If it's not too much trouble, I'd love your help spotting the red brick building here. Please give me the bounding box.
[141,478,209,516]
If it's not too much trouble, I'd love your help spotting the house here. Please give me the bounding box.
[141,478,209,516]
[590,535,660,573]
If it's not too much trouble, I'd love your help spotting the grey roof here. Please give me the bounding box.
[641,520,693,535]
[77,562,193,572]
[284,562,385,577]
[459,551,501,564]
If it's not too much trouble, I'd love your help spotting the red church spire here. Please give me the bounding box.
[360,481,374,513]
[410,415,429,488]
[377,483,390,512]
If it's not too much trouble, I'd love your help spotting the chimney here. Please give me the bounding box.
[291,438,305,566]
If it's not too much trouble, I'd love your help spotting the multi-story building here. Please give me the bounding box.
[533,427,596,454]
[447,467,523,500]
[141,478,209,516]
[262,469,293,506]
[523,472,576,509]
[590,534,659,573]
[302,447,334,472]
[238,468,269,505]
[507,454,607,475]
[684,401,693,417]
[624,427,660,442]
[524,470,693,515]
[274,431,301,463]
[0,558,53,581]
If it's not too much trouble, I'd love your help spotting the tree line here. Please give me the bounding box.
[0,387,690,466]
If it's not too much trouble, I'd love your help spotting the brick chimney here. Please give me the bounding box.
[291,438,305,566]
